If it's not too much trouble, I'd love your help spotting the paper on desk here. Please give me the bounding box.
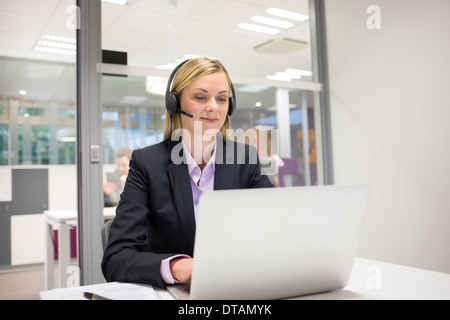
[44,282,157,300]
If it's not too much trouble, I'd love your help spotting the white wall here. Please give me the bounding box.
[8,165,78,265]
[7,165,116,265]
[325,0,450,273]
[48,165,77,210]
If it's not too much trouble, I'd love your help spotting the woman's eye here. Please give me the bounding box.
[195,96,206,101]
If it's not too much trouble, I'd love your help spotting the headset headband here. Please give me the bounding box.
[165,59,236,117]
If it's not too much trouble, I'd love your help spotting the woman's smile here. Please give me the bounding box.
[200,117,218,124]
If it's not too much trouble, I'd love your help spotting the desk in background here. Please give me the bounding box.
[40,257,450,300]
[44,207,116,290]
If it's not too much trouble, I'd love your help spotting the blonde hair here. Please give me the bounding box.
[163,57,232,140]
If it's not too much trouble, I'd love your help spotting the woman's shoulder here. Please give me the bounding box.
[130,140,171,165]
[134,140,169,154]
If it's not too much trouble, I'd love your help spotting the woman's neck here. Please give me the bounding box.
[182,135,216,170]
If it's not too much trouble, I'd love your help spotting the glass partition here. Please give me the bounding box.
[101,72,318,188]
[0,0,77,273]
[100,0,318,188]
[0,58,76,166]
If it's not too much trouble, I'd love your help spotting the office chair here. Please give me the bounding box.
[102,219,113,250]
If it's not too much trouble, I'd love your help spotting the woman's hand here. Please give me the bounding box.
[170,257,193,282]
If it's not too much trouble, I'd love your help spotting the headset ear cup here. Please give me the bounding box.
[228,96,236,116]
[167,93,180,116]
[228,83,236,116]
[165,59,189,115]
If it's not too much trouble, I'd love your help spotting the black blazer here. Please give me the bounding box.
[101,138,273,288]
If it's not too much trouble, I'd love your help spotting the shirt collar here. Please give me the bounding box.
[182,139,217,175]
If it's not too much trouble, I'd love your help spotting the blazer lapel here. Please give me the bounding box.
[214,139,235,190]
[167,142,196,252]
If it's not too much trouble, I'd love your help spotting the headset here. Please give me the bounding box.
[165,59,237,118]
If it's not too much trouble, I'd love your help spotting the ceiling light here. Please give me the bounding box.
[156,62,179,70]
[41,34,76,44]
[266,75,292,82]
[101,0,128,5]
[19,90,27,96]
[34,34,76,56]
[146,76,167,95]
[37,40,76,50]
[267,69,310,82]
[276,72,301,80]
[238,23,279,35]
[285,69,313,77]
[156,54,217,70]
[265,8,309,22]
[251,16,294,29]
[34,46,76,56]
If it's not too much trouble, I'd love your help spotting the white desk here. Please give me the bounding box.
[294,257,450,300]
[40,257,450,300]
[43,207,116,290]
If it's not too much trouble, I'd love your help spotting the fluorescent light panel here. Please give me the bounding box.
[146,76,167,96]
[266,75,292,82]
[42,34,76,44]
[276,72,301,80]
[156,54,217,70]
[34,34,76,56]
[285,69,313,77]
[102,0,128,5]
[34,46,76,56]
[266,69,313,82]
[37,40,76,50]
[238,23,279,35]
[265,8,309,22]
[251,16,294,29]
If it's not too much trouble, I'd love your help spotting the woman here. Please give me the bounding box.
[101,57,273,288]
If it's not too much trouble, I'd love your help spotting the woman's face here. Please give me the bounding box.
[179,71,229,139]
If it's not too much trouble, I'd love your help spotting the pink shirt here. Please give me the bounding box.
[160,140,216,284]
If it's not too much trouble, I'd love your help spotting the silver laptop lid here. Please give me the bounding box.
[190,185,371,300]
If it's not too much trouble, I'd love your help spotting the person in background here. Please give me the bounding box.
[103,147,132,207]
[102,57,273,288]
[248,126,284,187]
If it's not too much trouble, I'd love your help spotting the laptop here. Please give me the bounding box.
[167,184,371,300]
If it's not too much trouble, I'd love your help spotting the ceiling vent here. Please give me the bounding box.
[254,38,307,55]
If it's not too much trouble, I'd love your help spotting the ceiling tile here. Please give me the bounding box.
[191,0,266,26]
[112,7,182,32]
[0,0,60,17]
[170,19,232,43]
[0,10,47,34]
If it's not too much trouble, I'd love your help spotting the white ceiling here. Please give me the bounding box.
[0,0,312,110]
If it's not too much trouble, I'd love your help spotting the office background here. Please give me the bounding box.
[0,0,321,276]
[0,0,449,294]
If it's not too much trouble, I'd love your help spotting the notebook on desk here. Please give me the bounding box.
[167,184,371,300]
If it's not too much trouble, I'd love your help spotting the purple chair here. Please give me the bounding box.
[278,157,298,187]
